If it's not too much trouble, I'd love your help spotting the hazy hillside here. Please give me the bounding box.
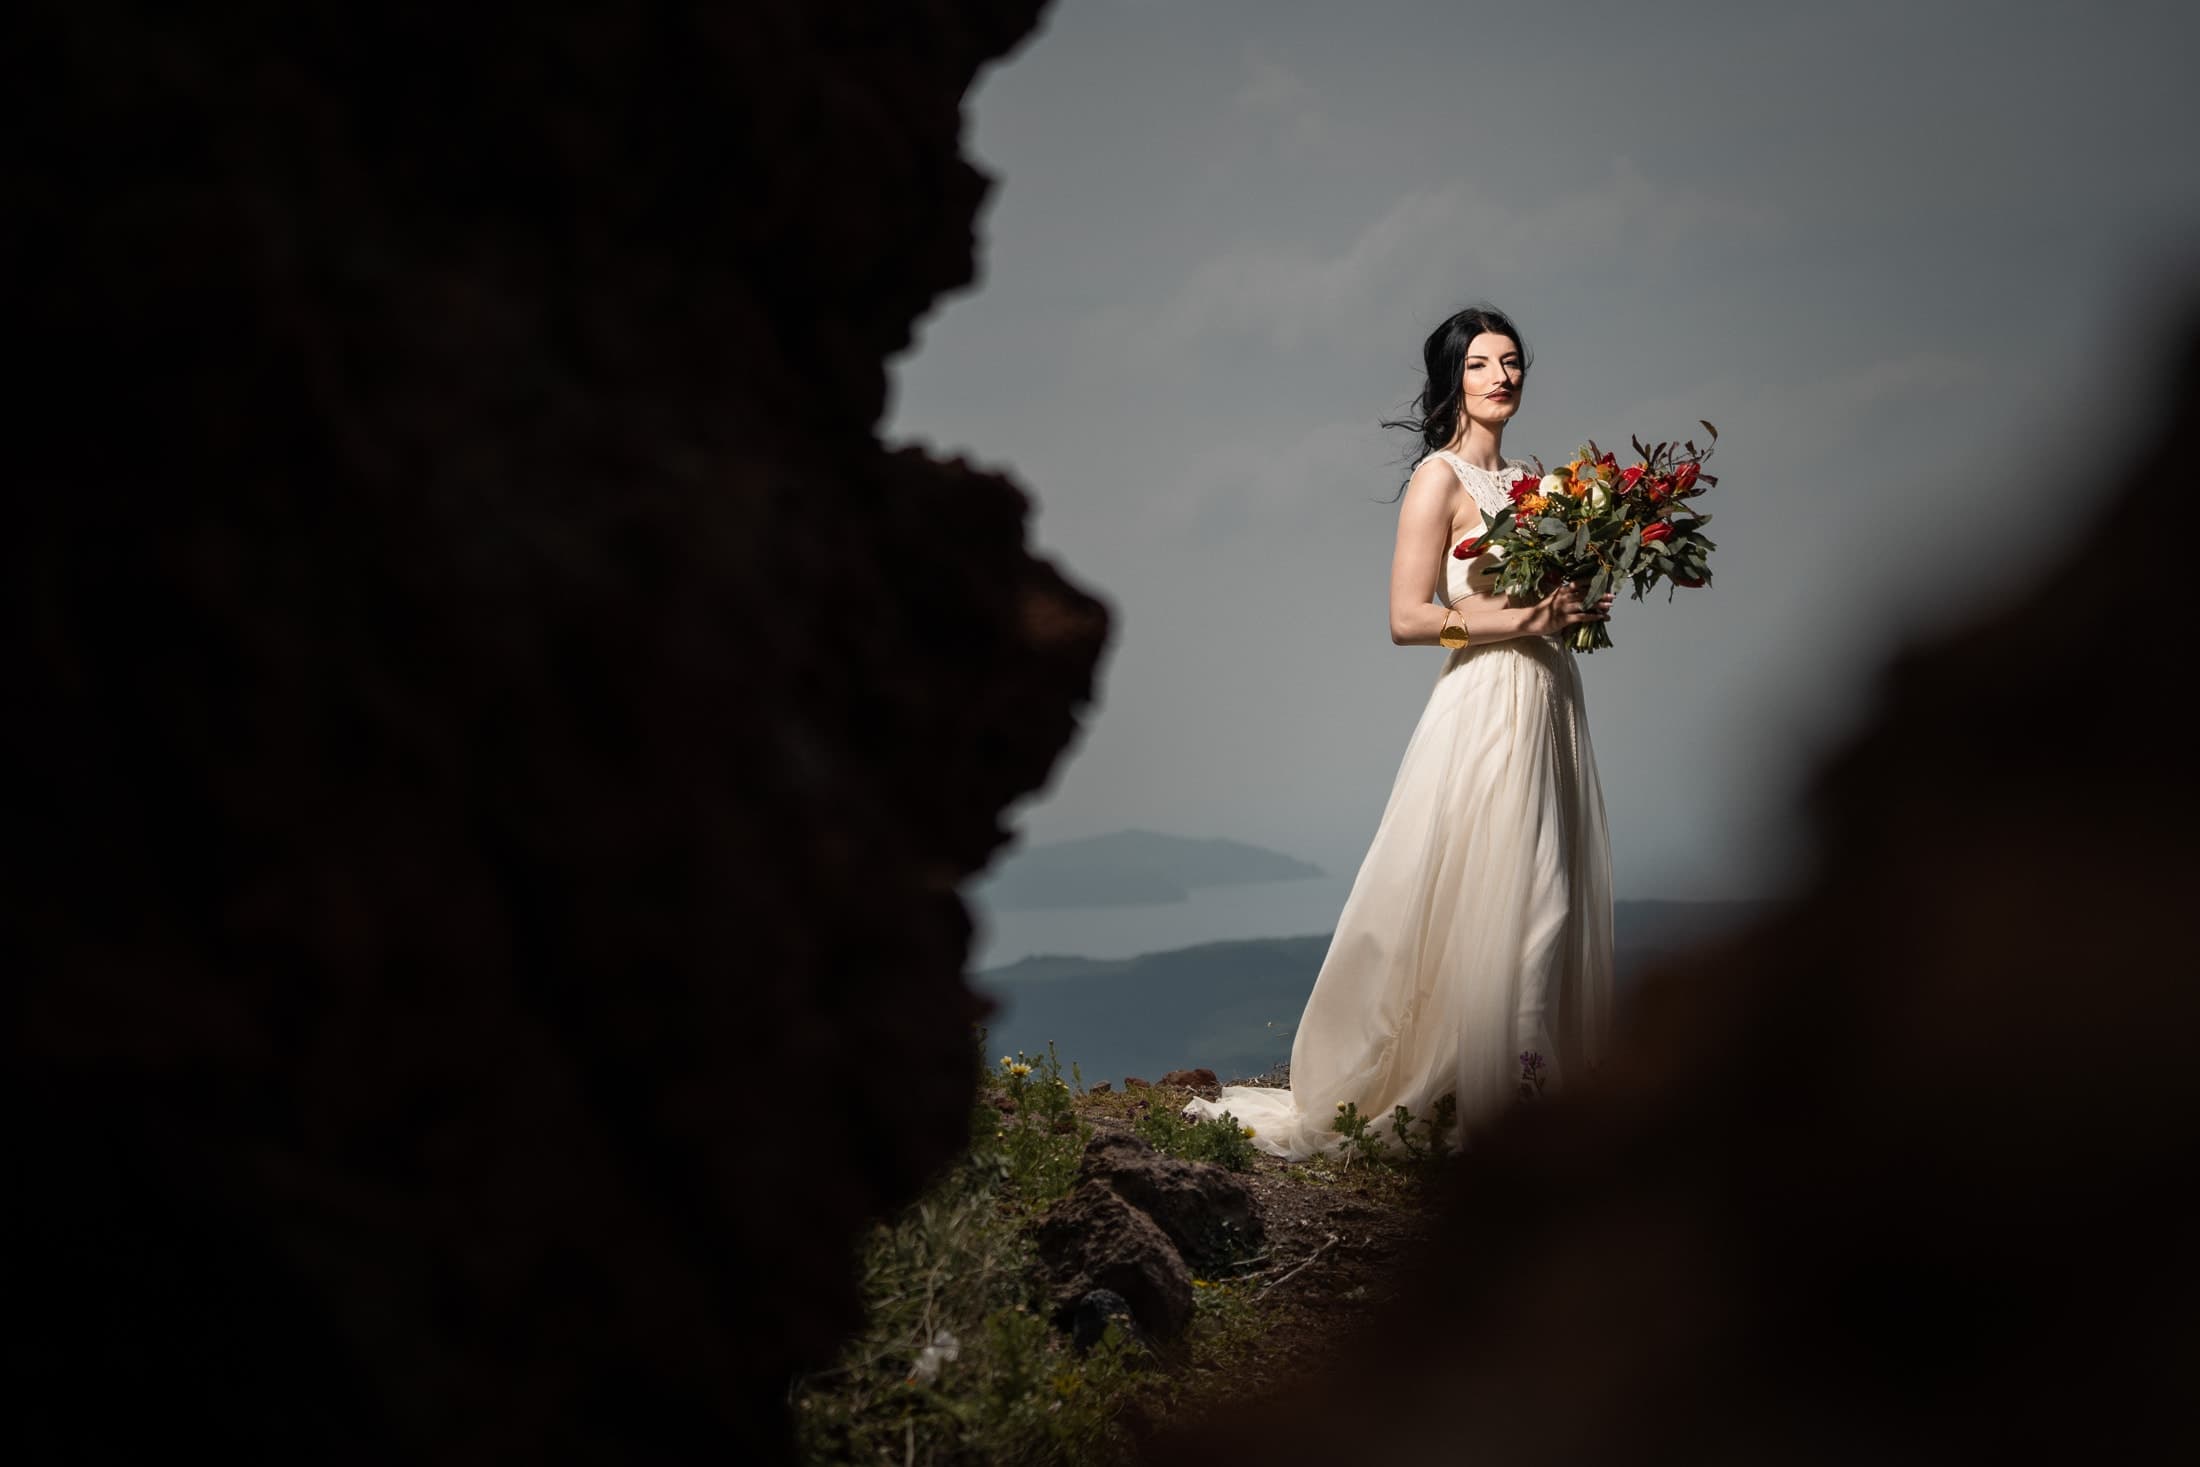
[968,828,1326,911]
[974,899,1784,1086]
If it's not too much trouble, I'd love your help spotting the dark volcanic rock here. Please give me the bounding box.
[1033,1180,1196,1343]
[1066,1287,1145,1353]
[1158,1066,1221,1096]
[1080,1131,1265,1273]
[8,2,1091,1464]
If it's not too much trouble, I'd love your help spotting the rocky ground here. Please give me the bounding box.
[1066,1064,1447,1406]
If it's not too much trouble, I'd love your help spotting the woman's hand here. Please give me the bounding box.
[1519,577,1614,639]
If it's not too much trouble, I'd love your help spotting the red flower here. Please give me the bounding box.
[1672,462,1701,496]
[1617,465,1645,490]
[1674,573,1705,587]
[1453,535,1484,559]
[1645,477,1673,504]
[1639,521,1674,546]
[1596,451,1617,469]
[1509,473,1541,503]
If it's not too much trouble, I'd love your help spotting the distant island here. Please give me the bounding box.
[967,828,1327,911]
[972,899,1786,1087]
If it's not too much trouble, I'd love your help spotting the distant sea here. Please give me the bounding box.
[967,884,1783,1085]
[966,870,1359,969]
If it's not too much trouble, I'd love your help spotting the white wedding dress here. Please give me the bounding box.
[1181,449,1614,1161]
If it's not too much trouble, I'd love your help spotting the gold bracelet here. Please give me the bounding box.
[1438,606,1471,649]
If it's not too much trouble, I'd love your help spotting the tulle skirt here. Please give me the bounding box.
[1181,632,1613,1161]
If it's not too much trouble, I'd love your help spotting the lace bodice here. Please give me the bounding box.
[1424,449,1529,520]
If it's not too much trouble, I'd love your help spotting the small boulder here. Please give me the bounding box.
[1124,1076,1149,1089]
[1065,1287,1143,1353]
[1158,1066,1219,1089]
[1032,1179,1193,1341]
[1079,1131,1266,1273]
[1088,1081,1112,1094]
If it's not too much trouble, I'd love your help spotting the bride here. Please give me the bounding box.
[1182,303,1617,1161]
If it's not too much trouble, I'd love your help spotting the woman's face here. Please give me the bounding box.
[1458,331,1524,432]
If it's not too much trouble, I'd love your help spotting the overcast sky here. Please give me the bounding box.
[887,0,2200,901]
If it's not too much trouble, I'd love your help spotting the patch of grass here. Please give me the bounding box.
[981,1037,1093,1214]
[1111,1272,1287,1428]
[788,1141,1150,1466]
[1130,1101,1260,1171]
[790,1026,1459,1464]
[794,1029,1303,1465]
[791,1029,1141,1466]
[1327,1092,1458,1179]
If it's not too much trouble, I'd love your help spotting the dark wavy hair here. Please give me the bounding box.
[1375,302,1533,503]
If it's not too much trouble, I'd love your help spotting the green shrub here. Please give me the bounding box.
[1330,1093,1459,1176]
[1130,1101,1259,1172]
[789,1144,1148,1467]
[974,1033,1092,1212]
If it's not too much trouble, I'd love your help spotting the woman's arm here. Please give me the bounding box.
[1388,458,1533,647]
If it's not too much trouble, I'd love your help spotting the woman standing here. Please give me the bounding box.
[1182,304,1617,1160]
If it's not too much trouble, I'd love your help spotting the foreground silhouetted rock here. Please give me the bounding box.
[8,1,1091,1463]
[1132,291,2200,1464]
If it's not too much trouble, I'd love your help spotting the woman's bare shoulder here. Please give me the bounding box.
[1408,452,1463,496]
[1398,454,1466,535]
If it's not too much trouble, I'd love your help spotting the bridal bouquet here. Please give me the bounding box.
[1453,422,1723,653]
